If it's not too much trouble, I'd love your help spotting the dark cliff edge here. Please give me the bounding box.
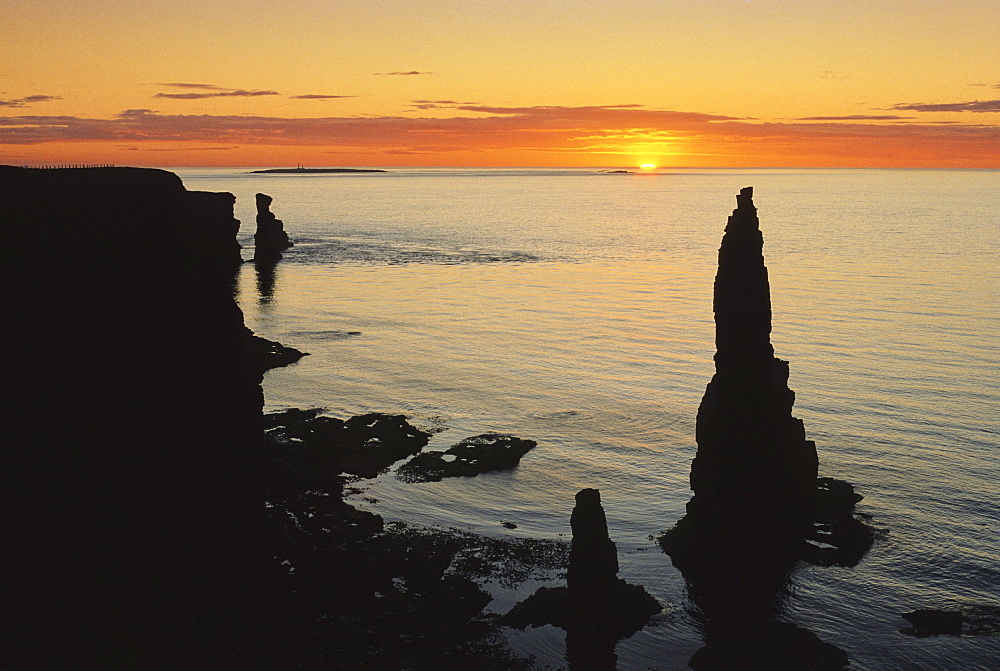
[0,166,267,668]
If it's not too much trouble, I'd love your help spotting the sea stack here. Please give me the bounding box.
[688,186,818,530]
[253,192,292,262]
[501,489,659,668]
[567,488,622,604]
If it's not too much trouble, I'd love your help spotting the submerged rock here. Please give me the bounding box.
[253,192,292,262]
[395,433,535,482]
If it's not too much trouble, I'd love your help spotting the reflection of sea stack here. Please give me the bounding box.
[689,186,818,530]
[253,192,292,262]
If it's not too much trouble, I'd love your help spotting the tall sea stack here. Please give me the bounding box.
[688,186,818,530]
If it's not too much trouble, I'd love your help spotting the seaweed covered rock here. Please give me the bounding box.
[396,433,536,482]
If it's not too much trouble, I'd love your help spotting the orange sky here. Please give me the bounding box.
[2,0,997,168]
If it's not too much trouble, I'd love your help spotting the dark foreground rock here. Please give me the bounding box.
[1,166,264,668]
[265,408,432,481]
[502,489,660,669]
[396,432,536,482]
[900,606,1000,637]
[260,408,568,669]
[690,619,848,671]
[249,332,308,372]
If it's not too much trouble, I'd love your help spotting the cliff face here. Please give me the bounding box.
[0,166,264,667]
[689,187,818,529]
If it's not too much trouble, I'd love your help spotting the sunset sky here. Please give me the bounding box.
[2,0,997,168]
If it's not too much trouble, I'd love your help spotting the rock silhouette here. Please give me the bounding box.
[253,192,292,262]
[502,489,659,670]
[659,187,869,669]
[689,186,818,530]
[0,166,266,668]
[395,432,535,482]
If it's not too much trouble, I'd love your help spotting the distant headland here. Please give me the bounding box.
[248,167,387,174]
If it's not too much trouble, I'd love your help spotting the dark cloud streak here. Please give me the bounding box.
[289,94,356,100]
[891,99,1000,113]
[154,89,280,100]
[0,94,60,108]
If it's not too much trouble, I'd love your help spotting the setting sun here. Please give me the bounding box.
[640,163,657,169]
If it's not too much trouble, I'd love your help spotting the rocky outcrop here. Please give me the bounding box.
[253,192,292,262]
[250,332,308,372]
[502,489,659,669]
[396,433,535,482]
[689,186,818,530]
[264,408,431,482]
[0,166,265,668]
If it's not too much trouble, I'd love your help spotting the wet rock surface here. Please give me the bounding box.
[396,432,536,482]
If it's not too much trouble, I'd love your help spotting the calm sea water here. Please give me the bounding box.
[178,167,999,670]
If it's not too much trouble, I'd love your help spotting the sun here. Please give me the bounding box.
[639,163,657,169]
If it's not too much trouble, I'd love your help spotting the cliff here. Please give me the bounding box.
[0,166,265,668]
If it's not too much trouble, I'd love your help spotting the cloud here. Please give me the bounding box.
[158,83,228,90]
[796,115,914,121]
[2,103,996,166]
[0,94,60,108]
[289,94,356,100]
[374,71,433,76]
[407,99,480,110]
[119,145,238,152]
[891,99,1000,113]
[154,88,280,100]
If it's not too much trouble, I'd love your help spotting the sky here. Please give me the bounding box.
[1,0,997,168]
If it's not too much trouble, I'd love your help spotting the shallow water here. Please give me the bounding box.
[180,167,999,669]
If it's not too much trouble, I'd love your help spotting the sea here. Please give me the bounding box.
[176,167,999,670]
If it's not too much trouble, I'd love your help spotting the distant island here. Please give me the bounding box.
[248,167,387,174]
